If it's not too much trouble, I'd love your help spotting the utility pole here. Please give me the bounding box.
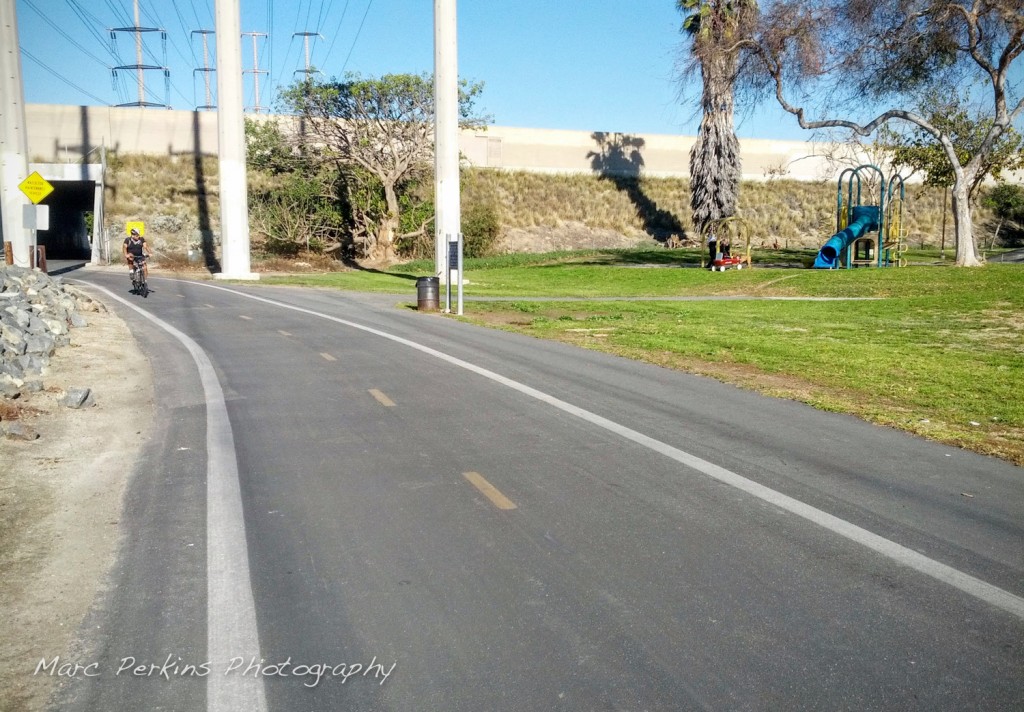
[110,0,169,108]
[214,0,256,279]
[434,0,461,288]
[0,0,32,267]
[192,30,216,110]
[292,32,322,77]
[242,32,268,113]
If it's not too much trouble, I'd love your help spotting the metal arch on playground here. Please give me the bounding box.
[814,164,909,269]
[702,216,754,271]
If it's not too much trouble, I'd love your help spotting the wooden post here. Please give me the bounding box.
[32,245,46,272]
[3,241,12,265]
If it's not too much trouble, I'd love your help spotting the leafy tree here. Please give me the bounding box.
[879,97,1024,196]
[677,0,760,236]
[280,73,487,264]
[748,0,1024,266]
[981,182,1024,247]
[244,118,299,174]
[245,118,349,257]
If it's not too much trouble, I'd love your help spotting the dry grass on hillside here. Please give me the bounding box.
[104,155,990,255]
[463,168,972,250]
[105,154,221,250]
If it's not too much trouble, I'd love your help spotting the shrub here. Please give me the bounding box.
[462,203,501,257]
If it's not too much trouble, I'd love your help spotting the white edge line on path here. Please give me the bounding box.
[187,280,1024,622]
[88,285,268,712]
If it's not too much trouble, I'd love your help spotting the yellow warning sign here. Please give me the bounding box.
[18,172,54,205]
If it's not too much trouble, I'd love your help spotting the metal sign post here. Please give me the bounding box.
[18,171,53,270]
[444,233,463,315]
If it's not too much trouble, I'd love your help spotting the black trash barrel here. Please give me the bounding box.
[415,276,440,311]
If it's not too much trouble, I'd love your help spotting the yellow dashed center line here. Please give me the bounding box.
[369,389,396,407]
[463,472,518,511]
[320,352,336,362]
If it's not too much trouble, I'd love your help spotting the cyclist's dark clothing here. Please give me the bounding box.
[124,236,146,258]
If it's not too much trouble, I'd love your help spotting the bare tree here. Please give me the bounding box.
[749,0,1024,266]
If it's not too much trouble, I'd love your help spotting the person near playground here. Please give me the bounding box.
[720,233,732,259]
[706,228,717,268]
[123,228,152,281]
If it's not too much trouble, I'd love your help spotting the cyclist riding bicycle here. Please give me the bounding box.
[123,228,152,282]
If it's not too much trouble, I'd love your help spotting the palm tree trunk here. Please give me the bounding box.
[689,54,740,235]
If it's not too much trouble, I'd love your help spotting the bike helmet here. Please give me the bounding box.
[130,228,140,236]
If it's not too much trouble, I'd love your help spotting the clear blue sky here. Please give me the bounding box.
[15,0,810,140]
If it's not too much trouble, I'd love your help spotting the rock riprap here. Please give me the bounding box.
[1,266,104,438]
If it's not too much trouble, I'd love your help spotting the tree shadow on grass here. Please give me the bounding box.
[587,132,688,245]
[531,249,702,269]
[339,256,421,281]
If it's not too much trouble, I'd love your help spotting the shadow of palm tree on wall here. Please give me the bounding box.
[587,132,687,245]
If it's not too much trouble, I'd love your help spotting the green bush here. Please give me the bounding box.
[462,203,501,257]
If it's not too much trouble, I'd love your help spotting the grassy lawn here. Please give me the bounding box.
[259,248,1024,466]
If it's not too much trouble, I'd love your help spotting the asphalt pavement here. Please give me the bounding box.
[50,268,1024,712]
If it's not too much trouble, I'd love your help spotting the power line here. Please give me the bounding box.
[274,33,298,94]
[186,0,206,29]
[264,0,276,108]
[137,0,194,89]
[104,0,132,26]
[168,0,201,67]
[321,0,351,69]
[21,48,109,105]
[24,0,112,70]
[315,0,332,34]
[66,0,123,62]
[341,0,374,74]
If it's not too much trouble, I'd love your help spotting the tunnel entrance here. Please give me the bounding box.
[29,163,105,262]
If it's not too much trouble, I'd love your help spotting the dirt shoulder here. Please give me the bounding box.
[0,305,153,712]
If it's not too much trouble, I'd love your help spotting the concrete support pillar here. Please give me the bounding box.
[433,0,460,282]
[214,0,257,280]
[0,0,31,268]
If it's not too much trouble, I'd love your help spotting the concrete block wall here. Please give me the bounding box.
[27,103,855,183]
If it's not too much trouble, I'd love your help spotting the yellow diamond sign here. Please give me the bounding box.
[18,171,54,205]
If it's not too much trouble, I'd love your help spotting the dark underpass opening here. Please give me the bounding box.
[38,180,95,260]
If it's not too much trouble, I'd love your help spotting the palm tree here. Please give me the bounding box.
[679,0,759,236]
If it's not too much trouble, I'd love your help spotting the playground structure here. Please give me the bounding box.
[813,164,908,269]
[704,217,753,271]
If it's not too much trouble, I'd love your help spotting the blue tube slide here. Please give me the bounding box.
[813,206,880,268]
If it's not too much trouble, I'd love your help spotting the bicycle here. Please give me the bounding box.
[130,257,149,298]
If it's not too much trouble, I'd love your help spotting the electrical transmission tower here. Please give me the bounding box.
[243,32,269,113]
[192,29,216,110]
[109,0,169,108]
[292,32,323,78]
